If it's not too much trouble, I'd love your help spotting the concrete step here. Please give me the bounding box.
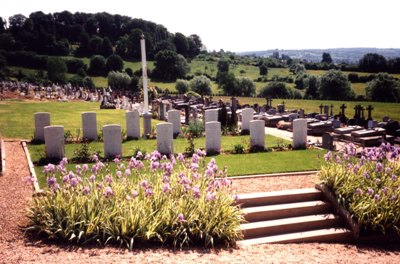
[237,188,323,208]
[242,200,331,222]
[242,214,341,239]
[237,228,353,246]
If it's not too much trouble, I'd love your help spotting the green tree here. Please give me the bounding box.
[89,35,103,54]
[47,57,67,83]
[88,55,106,76]
[304,75,319,99]
[365,73,400,102]
[321,52,333,64]
[259,63,268,76]
[175,79,190,94]
[258,82,291,98]
[107,71,131,90]
[100,37,113,57]
[359,53,387,73]
[106,54,123,73]
[190,75,212,96]
[319,70,354,100]
[236,77,255,97]
[173,32,189,57]
[152,50,190,81]
[219,72,237,96]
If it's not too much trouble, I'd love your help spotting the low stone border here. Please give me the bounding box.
[0,138,5,176]
[315,183,359,241]
[21,141,42,193]
[228,170,319,180]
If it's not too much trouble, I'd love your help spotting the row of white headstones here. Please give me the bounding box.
[34,109,307,159]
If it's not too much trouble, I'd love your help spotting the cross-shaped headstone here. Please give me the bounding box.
[366,105,374,121]
[319,104,323,114]
[330,104,334,116]
[340,104,347,117]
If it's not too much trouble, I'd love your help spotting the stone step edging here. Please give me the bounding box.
[0,139,5,176]
[21,141,43,194]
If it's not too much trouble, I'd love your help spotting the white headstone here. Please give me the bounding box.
[167,110,181,137]
[34,112,50,142]
[82,112,97,141]
[126,110,140,139]
[241,108,254,132]
[156,123,174,155]
[204,109,219,123]
[250,120,265,149]
[293,119,307,149]
[103,125,122,159]
[44,125,64,159]
[206,121,221,154]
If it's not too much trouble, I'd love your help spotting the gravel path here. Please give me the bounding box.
[0,141,399,264]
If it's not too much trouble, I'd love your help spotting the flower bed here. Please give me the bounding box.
[318,143,400,236]
[26,150,243,248]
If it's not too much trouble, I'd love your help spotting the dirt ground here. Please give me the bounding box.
[0,141,399,264]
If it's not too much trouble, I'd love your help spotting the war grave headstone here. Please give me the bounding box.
[156,123,174,155]
[44,125,65,159]
[126,110,140,139]
[293,119,307,149]
[34,112,50,142]
[167,110,181,138]
[205,121,221,154]
[103,125,122,159]
[82,112,97,141]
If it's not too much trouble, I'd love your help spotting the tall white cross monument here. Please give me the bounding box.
[140,34,152,136]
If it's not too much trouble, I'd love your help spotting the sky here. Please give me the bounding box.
[1,0,399,52]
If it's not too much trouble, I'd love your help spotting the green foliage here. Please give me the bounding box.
[106,54,124,73]
[88,55,106,76]
[232,143,245,154]
[47,57,67,83]
[258,81,292,98]
[175,79,190,94]
[26,153,243,248]
[365,73,400,102]
[152,50,190,81]
[304,75,319,99]
[107,71,131,90]
[319,143,400,235]
[186,120,204,138]
[190,75,212,96]
[259,63,268,76]
[236,77,256,97]
[72,141,96,163]
[319,70,355,100]
[321,52,333,64]
[359,53,387,73]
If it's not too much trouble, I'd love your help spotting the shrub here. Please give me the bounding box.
[186,120,204,138]
[365,73,400,102]
[258,82,291,98]
[176,79,190,94]
[232,144,245,154]
[26,151,243,248]
[319,143,400,235]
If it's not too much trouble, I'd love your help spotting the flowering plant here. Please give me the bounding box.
[26,149,243,248]
[319,143,400,235]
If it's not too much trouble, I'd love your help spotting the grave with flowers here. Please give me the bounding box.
[317,142,400,242]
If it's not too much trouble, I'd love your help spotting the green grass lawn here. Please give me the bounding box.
[0,100,161,139]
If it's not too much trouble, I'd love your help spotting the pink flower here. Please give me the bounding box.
[104,186,114,197]
[163,183,172,193]
[192,185,200,198]
[206,192,216,201]
[82,186,90,195]
[145,188,153,197]
[177,153,184,162]
[132,190,139,198]
[177,213,186,223]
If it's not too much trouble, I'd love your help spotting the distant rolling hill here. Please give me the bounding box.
[238,48,400,63]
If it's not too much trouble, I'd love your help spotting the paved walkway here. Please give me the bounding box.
[265,127,322,145]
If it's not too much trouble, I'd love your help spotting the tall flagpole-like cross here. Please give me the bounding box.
[140,34,149,114]
[140,34,152,136]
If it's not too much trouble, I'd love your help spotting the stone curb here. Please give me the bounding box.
[0,139,5,176]
[315,183,359,240]
[21,141,43,193]
[228,170,319,180]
